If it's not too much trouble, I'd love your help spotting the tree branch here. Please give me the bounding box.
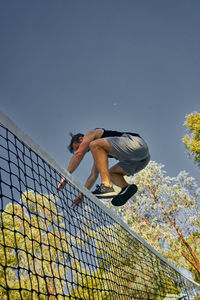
[148,185,200,274]
[181,250,200,274]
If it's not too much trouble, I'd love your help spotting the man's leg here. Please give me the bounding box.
[109,163,138,207]
[109,164,129,188]
[89,138,116,187]
[90,138,137,201]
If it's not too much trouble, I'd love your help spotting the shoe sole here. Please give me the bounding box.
[111,184,138,206]
[93,192,117,199]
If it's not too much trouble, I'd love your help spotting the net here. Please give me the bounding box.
[0,112,200,300]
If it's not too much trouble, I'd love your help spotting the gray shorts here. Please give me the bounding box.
[107,134,150,175]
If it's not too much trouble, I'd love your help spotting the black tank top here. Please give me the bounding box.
[101,129,140,138]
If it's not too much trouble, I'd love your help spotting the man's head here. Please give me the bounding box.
[68,133,84,153]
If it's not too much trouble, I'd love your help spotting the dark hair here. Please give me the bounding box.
[68,133,84,153]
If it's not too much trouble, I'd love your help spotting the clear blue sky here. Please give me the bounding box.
[1,0,199,185]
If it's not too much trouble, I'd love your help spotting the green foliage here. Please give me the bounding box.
[0,191,71,299]
[70,223,181,299]
[0,189,185,299]
[115,161,200,283]
[183,112,200,165]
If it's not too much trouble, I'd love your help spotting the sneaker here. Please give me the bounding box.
[92,184,117,198]
[111,184,138,206]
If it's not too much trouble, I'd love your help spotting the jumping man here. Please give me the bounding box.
[57,128,150,207]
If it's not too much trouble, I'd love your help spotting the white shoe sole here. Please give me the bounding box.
[94,191,117,199]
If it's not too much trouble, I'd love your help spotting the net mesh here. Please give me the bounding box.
[0,119,200,299]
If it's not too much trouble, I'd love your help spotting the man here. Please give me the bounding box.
[57,128,150,207]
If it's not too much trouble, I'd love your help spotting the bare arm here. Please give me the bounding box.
[67,130,97,174]
[57,130,101,193]
[84,162,99,190]
[72,162,99,208]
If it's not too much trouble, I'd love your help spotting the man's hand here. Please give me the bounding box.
[57,177,67,193]
[72,193,83,208]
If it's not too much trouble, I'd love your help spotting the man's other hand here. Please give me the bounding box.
[57,178,67,193]
[72,193,83,208]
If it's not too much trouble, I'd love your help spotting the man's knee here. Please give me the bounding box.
[89,139,115,156]
[89,140,99,151]
[109,164,129,176]
[89,139,107,151]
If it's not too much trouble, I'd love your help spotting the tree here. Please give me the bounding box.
[1,185,199,299]
[1,190,179,300]
[70,222,182,299]
[183,112,200,166]
[114,161,200,283]
[0,190,72,299]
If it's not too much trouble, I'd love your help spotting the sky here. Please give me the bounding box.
[0,0,200,186]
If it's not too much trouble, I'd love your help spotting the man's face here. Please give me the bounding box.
[72,142,81,153]
[72,137,83,153]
